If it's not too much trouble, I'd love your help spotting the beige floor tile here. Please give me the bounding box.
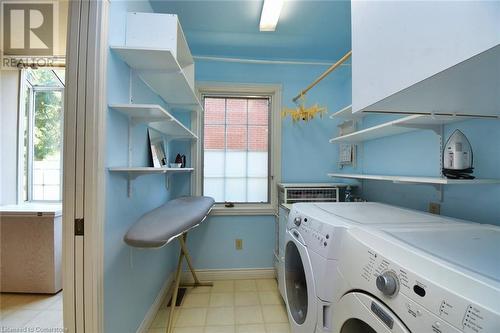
[190,286,213,294]
[258,292,282,306]
[236,324,266,333]
[173,327,205,333]
[206,307,235,326]
[25,310,63,329]
[209,293,234,307]
[235,280,257,292]
[256,280,277,292]
[0,294,15,308]
[265,323,290,333]
[1,293,60,311]
[261,305,287,324]
[212,281,234,293]
[235,306,263,325]
[205,325,235,333]
[175,308,207,327]
[0,309,40,328]
[47,298,63,310]
[234,292,259,306]
[183,293,210,308]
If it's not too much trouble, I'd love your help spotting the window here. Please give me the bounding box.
[203,96,270,203]
[20,68,65,202]
[198,84,281,214]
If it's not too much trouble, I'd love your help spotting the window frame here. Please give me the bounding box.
[195,83,282,215]
[18,69,65,203]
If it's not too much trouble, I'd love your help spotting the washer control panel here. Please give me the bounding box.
[287,212,343,258]
[376,271,400,297]
[340,232,500,333]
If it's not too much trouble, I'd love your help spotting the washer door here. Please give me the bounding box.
[333,292,409,333]
[284,229,317,333]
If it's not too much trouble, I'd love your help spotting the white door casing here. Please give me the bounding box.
[63,0,108,332]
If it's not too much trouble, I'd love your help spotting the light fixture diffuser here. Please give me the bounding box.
[259,0,284,32]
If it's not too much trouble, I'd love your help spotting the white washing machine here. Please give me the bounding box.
[331,225,500,333]
[283,202,473,333]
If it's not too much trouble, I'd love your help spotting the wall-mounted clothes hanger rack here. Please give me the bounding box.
[292,50,352,103]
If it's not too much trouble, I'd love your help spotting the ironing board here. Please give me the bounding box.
[124,196,215,333]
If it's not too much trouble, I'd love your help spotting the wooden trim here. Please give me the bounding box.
[195,82,282,213]
[62,1,108,332]
[292,50,352,102]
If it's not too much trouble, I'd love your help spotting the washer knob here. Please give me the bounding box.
[294,217,302,227]
[376,271,399,297]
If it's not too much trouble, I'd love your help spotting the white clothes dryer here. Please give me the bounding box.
[283,202,473,333]
[331,225,500,333]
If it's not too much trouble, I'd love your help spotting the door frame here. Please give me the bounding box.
[62,0,108,332]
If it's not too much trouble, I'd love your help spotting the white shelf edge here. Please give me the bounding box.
[327,173,500,185]
[109,167,194,172]
[109,46,202,112]
[328,114,484,143]
[109,103,198,140]
[329,104,363,120]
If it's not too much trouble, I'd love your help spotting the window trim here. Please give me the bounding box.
[18,69,65,203]
[195,82,282,215]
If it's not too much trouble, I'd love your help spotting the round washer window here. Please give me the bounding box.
[341,318,377,333]
[285,241,308,324]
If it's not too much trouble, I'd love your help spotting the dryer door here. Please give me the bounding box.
[285,229,317,333]
[333,292,410,333]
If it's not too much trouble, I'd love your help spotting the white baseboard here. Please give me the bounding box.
[136,273,173,333]
[181,268,276,283]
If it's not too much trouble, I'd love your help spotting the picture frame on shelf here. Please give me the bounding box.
[148,128,167,167]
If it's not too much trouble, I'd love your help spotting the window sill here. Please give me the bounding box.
[209,203,278,216]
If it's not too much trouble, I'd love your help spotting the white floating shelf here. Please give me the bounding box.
[329,114,476,143]
[109,104,198,140]
[110,46,202,112]
[109,167,194,177]
[327,173,500,185]
[330,105,364,120]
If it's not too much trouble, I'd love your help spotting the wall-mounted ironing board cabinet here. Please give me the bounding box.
[124,196,215,333]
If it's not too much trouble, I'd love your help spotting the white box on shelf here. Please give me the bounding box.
[126,12,194,88]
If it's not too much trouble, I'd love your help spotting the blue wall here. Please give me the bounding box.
[105,2,181,332]
[180,59,352,270]
[355,117,500,225]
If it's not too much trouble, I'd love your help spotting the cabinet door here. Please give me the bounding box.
[352,1,500,114]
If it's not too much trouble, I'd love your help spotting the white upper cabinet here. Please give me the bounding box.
[110,13,202,111]
[351,1,500,116]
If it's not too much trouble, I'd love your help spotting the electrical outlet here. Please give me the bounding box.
[235,239,243,250]
[429,202,441,215]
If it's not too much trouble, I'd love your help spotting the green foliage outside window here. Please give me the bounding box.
[26,69,64,161]
[34,91,62,160]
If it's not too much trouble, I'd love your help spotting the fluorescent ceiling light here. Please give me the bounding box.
[259,0,284,32]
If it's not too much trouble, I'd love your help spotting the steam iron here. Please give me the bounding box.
[442,130,474,179]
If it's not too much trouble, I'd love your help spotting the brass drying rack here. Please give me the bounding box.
[292,50,352,103]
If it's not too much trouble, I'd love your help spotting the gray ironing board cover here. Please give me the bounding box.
[124,196,215,248]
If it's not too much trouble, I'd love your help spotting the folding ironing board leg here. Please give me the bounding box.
[179,233,213,288]
[166,244,184,333]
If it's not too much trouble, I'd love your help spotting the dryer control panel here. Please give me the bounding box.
[339,230,500,333]
[288,210,346,260]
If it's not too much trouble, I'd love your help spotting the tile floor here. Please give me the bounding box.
[149,279,290,333]
[0,291,63,331]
